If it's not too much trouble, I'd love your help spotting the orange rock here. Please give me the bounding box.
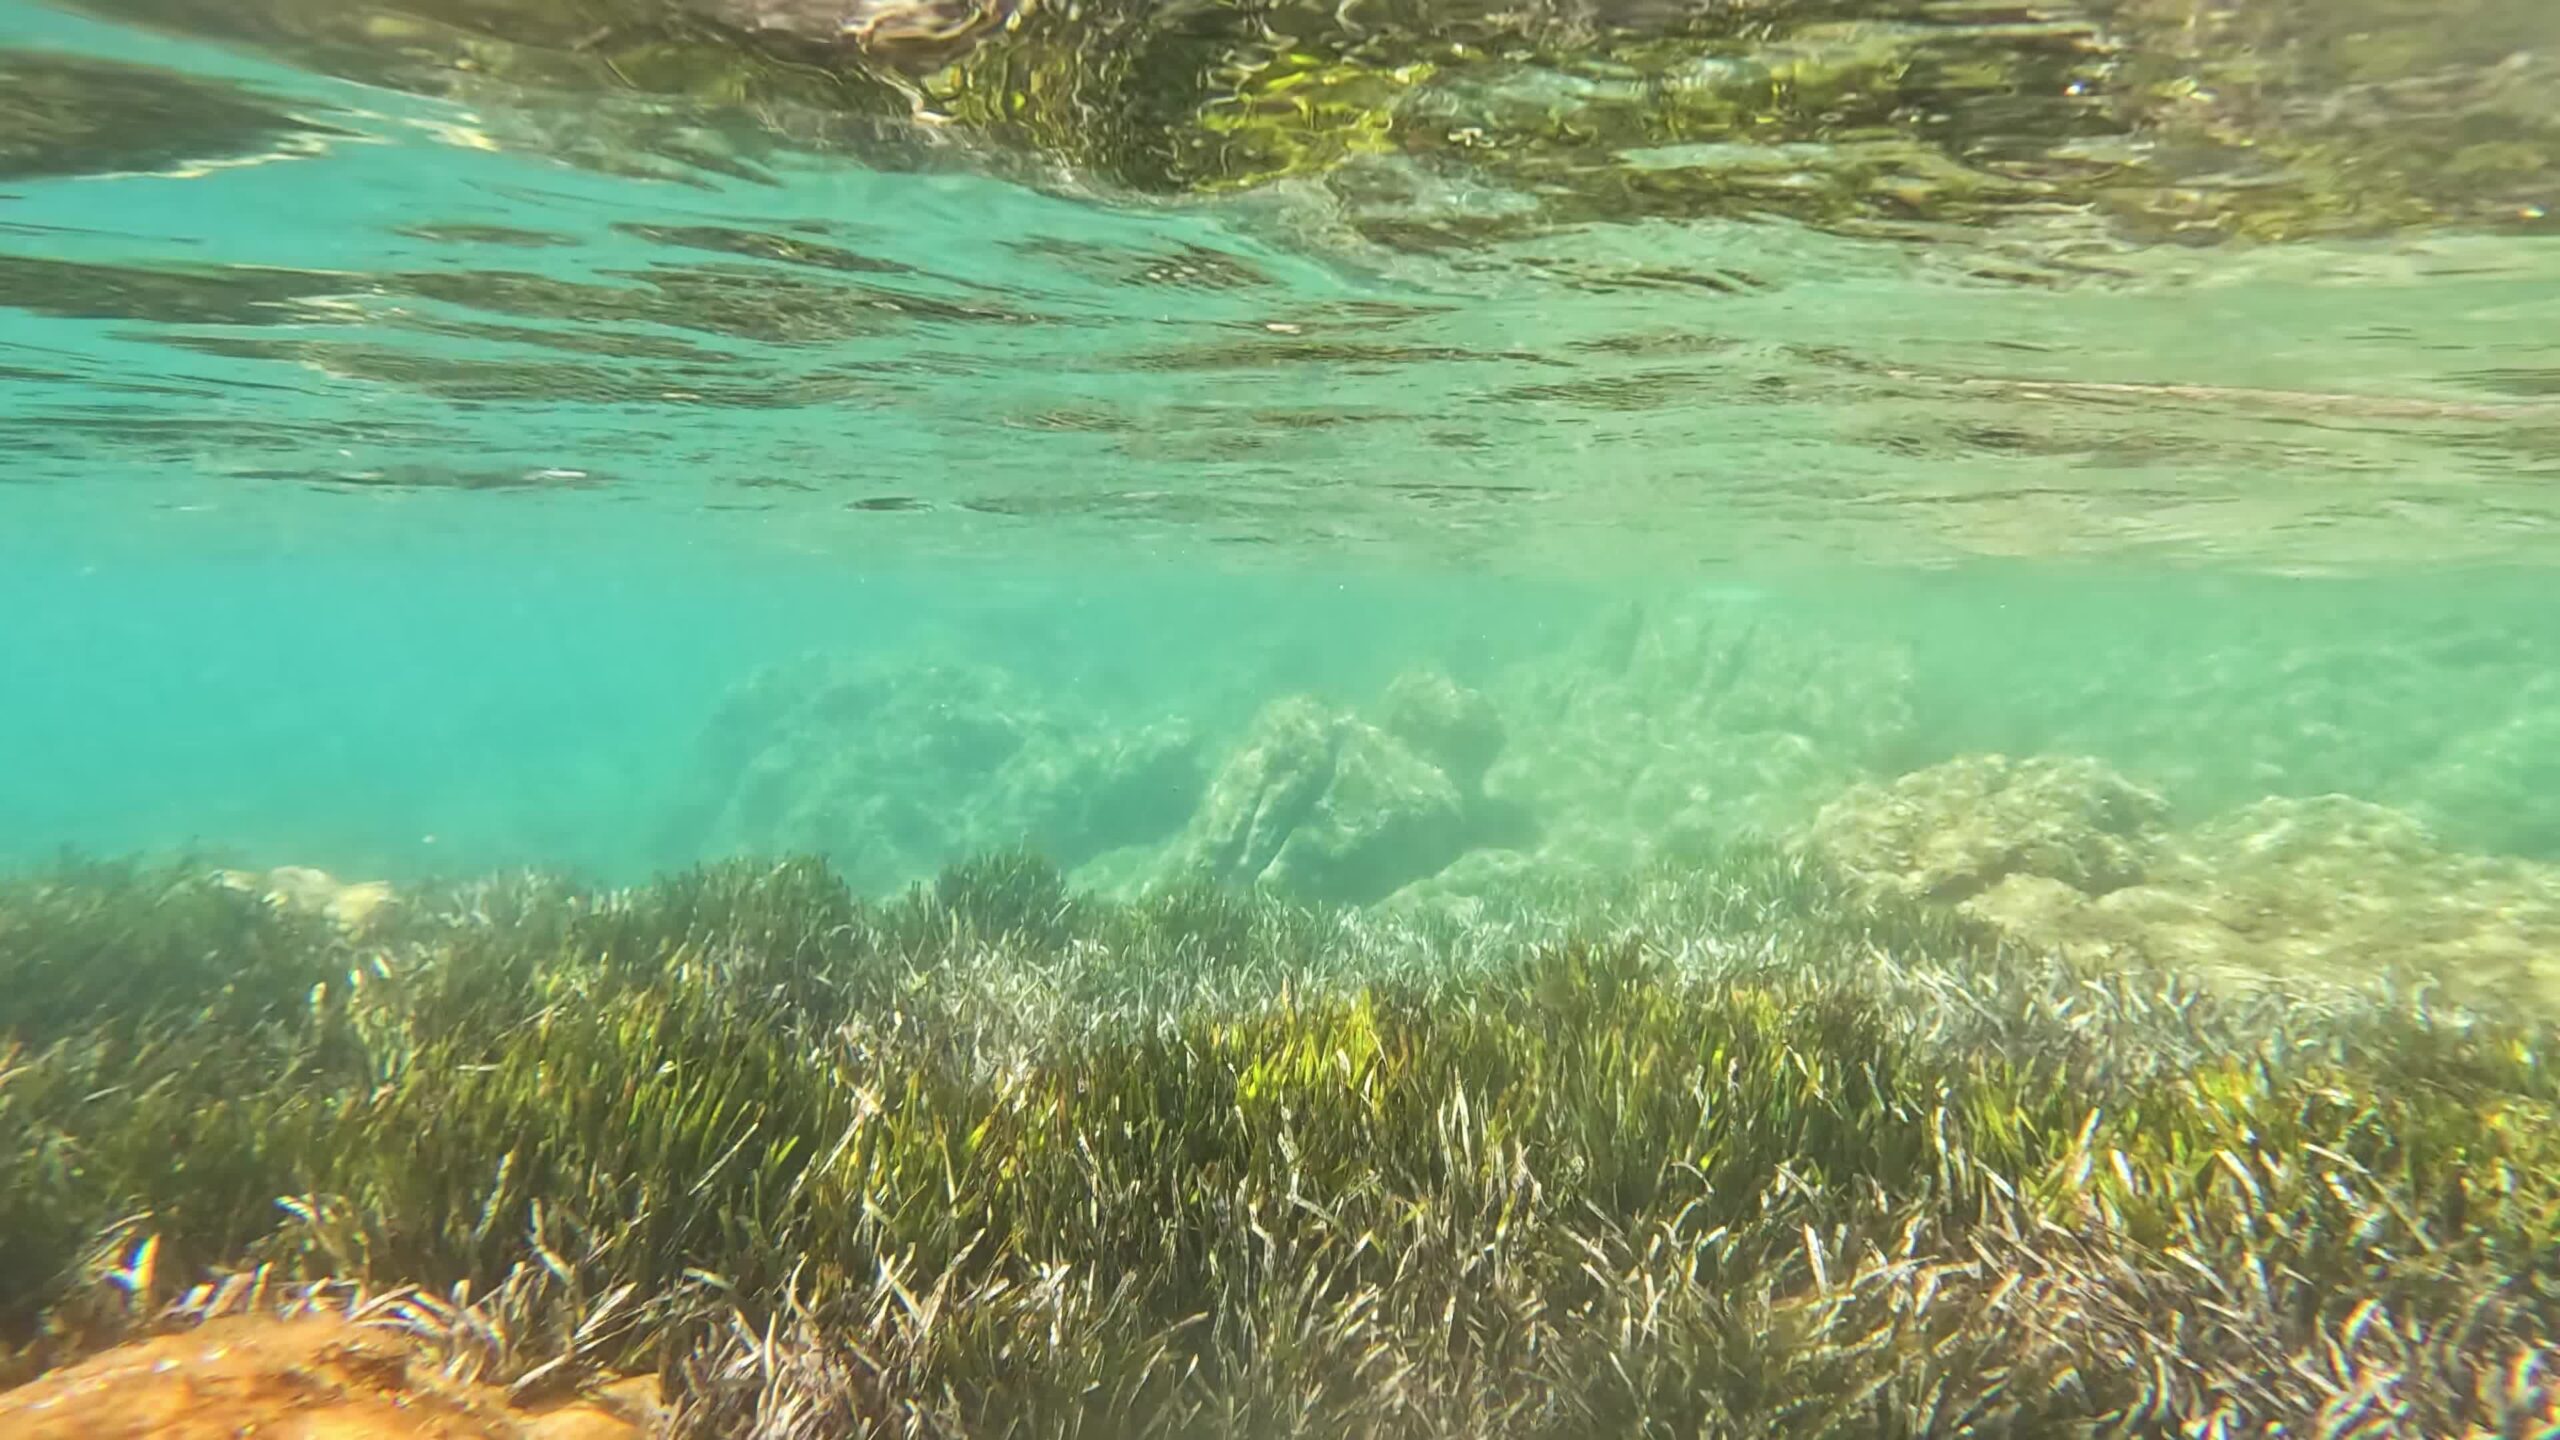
[0,1316,658,1440]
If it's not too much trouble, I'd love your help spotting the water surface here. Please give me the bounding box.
[1,0,2555,902]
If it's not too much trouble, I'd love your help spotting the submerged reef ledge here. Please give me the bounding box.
[0,845,2554,1436]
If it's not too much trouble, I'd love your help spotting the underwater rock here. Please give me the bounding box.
[1180,698,1467,907]
[675,656,1204,897]
[1379,668,1506,793]
[1275,720,1470,904]
[0,1315,662,1439]
[1484,595,1914,872]
[1002,722,1207,865]
[1178,695,1341,890]
[1177,674,1519,907]
[2398,704,2560,861]
[1911,598,2560,861]
[1813,755,2560,1005]
[1374,845,1603,925]
[1810,755,2169,904]
[2077,797,2560,1001]
[215,865,397,933]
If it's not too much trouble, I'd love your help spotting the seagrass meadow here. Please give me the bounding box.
[2,844,2554,1436]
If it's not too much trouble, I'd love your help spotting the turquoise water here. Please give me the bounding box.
[6,0,2560,1426]
[2,0,2558,948]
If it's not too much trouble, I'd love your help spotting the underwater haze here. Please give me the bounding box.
[2,0,2559,1433]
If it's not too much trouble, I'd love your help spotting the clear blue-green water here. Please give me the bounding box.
[7,1,2560,1424]
[2,0,2557,914]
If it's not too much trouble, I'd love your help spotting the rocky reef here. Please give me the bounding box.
[660,585,2560,952]
[1170,671,1528,907]
[1479,595,1913,870]
[672,651,1549,911]
[1900,589,2560,861]
[1809,754,2167,906]
[1151,596,1922,918]
[669,655,1205,896]
[1814,753,2560,1006]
